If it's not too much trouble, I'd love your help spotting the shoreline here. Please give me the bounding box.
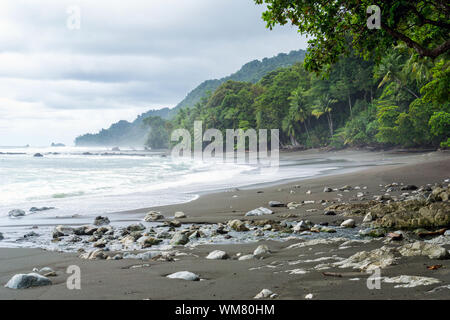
[0,150,449,299]
[114,150,449,224]
[0,149,445,227]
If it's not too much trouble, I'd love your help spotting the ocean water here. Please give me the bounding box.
[0,146,382,224]
[0,146,406,251]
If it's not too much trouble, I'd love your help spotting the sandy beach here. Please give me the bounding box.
[1,149,449,300]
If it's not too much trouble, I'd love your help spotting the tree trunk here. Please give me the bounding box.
[290,134,298,146]
[348,94,353,119]
[304,122,311,141]
[327,112,334,136]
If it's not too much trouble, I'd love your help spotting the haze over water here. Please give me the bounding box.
[0,146,357,221]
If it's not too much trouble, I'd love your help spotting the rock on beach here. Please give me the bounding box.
[166,271,199,281]
[206,250,229,260]
[245,207,274,216]
[5,273,51,289]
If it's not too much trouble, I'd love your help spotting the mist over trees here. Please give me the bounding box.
[77,1,449,150]
[156,1,448,150]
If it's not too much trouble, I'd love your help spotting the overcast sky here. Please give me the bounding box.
[0,0,308,146]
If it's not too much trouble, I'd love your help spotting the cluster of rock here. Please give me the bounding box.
[332,240,449,272]
[47,212,288,260]
[325,184,450,231]
[8,206,56,217]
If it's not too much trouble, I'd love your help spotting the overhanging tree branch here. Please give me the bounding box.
[381,22,450,58]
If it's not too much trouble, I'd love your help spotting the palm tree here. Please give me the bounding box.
[311,94,337,137]
[282,113,299,146]
[288,89,312,141]
[402,53,433,88]
[375,51,419,99]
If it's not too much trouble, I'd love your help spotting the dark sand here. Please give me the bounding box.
[0,150,449,300]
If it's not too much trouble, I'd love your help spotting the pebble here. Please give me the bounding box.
[268,201,285,208]
[254,289,277,299]
[341,219,356,228]
[238,254,254,261]
[253,245,270,258]
[362,213,373,223]
[206,250,229,260]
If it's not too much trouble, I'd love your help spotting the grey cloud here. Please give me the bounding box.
[0,0,307,145]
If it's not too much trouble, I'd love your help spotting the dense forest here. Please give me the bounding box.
[147,46,449,150]
[171,50,306,115]
[145,1,449,151]
[75,50,306,147]
[78,1,449,151]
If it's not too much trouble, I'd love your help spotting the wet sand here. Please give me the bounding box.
[0,150,449,299]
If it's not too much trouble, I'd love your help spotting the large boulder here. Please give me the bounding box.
[428,186,450,202]
[144,211,164,222]
[398,241,449,260]
[5,273,51,289]
[253,245,270,258]
[206,250,229,260]
[341,219,356,228]
[293,221,312,233]
[227,220,249,232]
[120,235,137,246]
[245,207,273,217]
[126,223,145,232]
[94,216,110,226]
[139,236,162,248]
[29,207,55,212]
[254,289,277,299]
[333,246,399,271]
[74,225,97,236]
[359,228,386,238]
[170,232,189,245]
[8,209,25,217]
[324,202,374,216]
[174,212,187,219]
[371,201,450,229]
[53,225,74,238]
[79,249,107,260]
[167,271,199,281]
